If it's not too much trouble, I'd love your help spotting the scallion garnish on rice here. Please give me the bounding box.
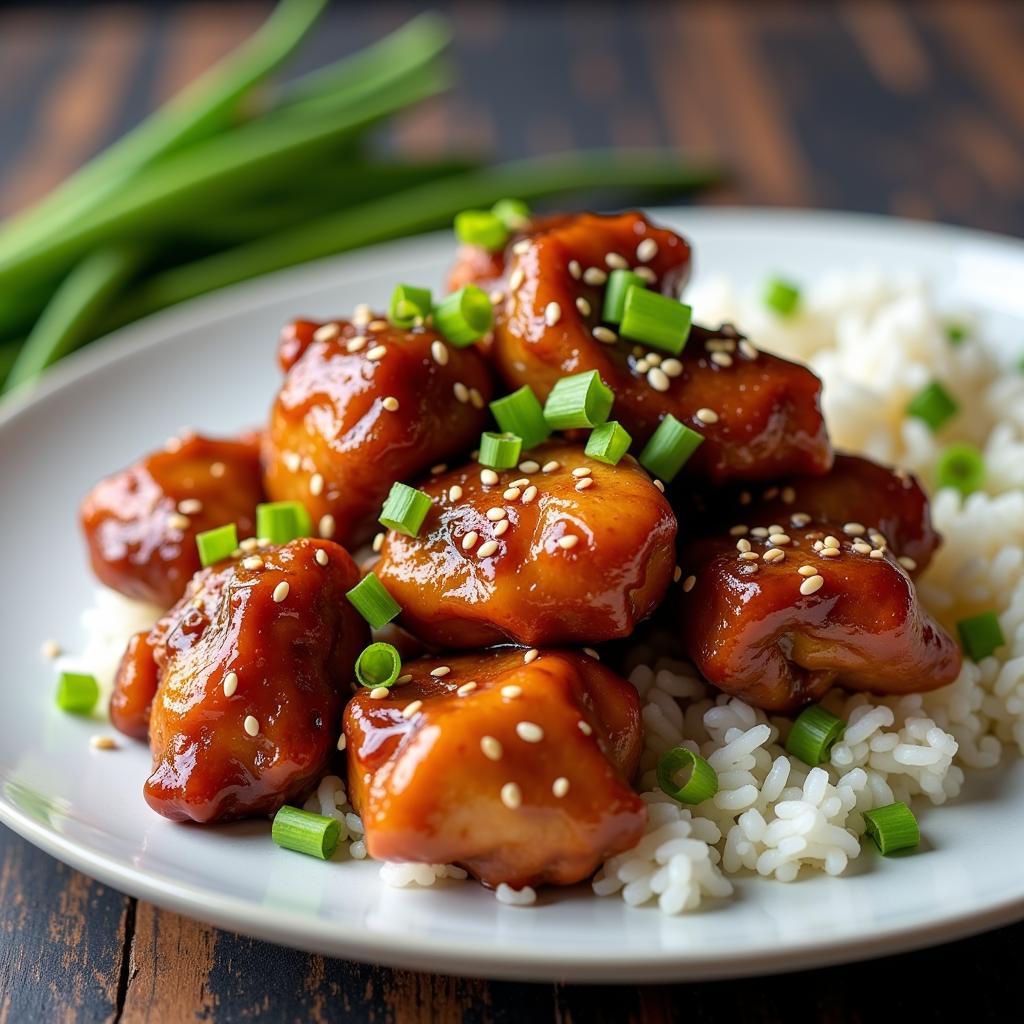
[957,611,1005,661]
[55,671,99,715]
[935,442,985,496]
[763,277,801,317]
[656,747,719,804]
[863,801,920,856]
[272,805,341,860]
[906,380,958,432]
[785,704,845,766]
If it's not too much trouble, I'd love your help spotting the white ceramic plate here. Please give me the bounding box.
[2,209,1023,983]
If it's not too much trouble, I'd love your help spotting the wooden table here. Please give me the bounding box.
[2,1,1023,1019]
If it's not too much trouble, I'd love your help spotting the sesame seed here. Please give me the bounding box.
[223,672,238,697]
[843,522,866,536]
[635,359,650,374]
[368,319,388,332]
[402,700,423,719]
[509,267,525,291]
[242,555,264,570]
[712,351,734,368]
[853,541,873,554]
[791,513,812,527]
[90,736,118,751]
[521,485,538,503]
[337,733,347,751]
[605,252,628,269]
[431,340,449,366]
[372,532,385,553]
[310,473,324,496]
[821,547,841,558]
[578,720,593,736]
[314,322,341,342]
[575,478,594,491]
[430,666,451,677]
[524,648,539,664]
[899,556,918,571]
[695,407,719,425]
[542,460,560,473]
[519,460,540,474]
[462,531,479,550]
[346,335,368,353]
[673,565,683,582]
[813,540,825,551]
[824,536,840,549]
[871,532,888,548]
[210,461,226,478]
[552,777,570,798]
[798,564,818,576]
[544,301,562,326]
[382,396,400,412]
[583,647,600,659]
[354,303,372,323]
[486,507,507,521]
[583,267,608,286]
[469,388,485,409]
[178,498,203,515]
[315,549,329,566]
[572,467,592,478]
[477,540,499,558]
[575,297,592,316]
[241,538,259,552]
[366,345,387,361]
[740,491,752,505]
[633,266,657,284]
[481,468,499,486]
[568,259,582,280]
[739,339,758,360]
[751,527,769,538]
[481,736,503,760]
[737,539,752,552]
[636,237,659,263]
[40,639,61,659]
[272,581,290,603]
[800,574,825,596]
[683,574,697,592]
[739,551,760,561]
[646,352,662,366]
[457,681,478,696]
[490,289,505,304]
[503,487,522,500]
[501,685,522,699]
[243,715,260,736]
[557,535,579,550]
[653,479,665,493]
[369,687,389,700]
[284,452,301,472]
[501,782,522,809]
[729,525,749,536]
[516,721,544,742]
[318,514,335,539]
[763,548,786,563]
[396,674,413,685]
[592,326,618,344]
[167,513,190,531]
[648,366,671,391]
[493,519,510,537]
[870,549,886,559]
[769,533,791,545]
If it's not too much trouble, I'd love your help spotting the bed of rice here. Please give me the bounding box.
[62,268,1024,914]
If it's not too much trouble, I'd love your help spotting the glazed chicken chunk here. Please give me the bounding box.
[374,441,677,648]
[263,315,492,547]
[451,210,832,482]
[80,431,264,608]
[113,537,369,823]
[345,648,645,888]
[677,520,961,712]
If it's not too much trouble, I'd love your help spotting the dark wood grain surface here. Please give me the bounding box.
[2,1,1023,1020]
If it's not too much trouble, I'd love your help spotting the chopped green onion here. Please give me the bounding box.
[355,641,402,688]
[935,443,985,496]
[271,805,341,860]
[345,572,401,628]
[585,420,632,465]
[489,385,551,449]
[638,414,703,482]
[656,747,719,804]
[863,801,920,856]
[785,704,845,765]
[945,322,968,345]
[602,269,647,324]
[378,482,432,537]
[619,286,692,354]
[479,431,522,469]
[957,611,1005,661]
[196,523,238,567]
[55,671,99,715]
[454,209,508,251]
[543,370,614,430]
[906,381,958,432]
[388,283,432,328]
[433,285,493,346]
[490,197,530,230]
[763,277,801,316]
[256,501,311,545]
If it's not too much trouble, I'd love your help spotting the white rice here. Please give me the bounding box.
[302,774,369,860]
[592,270,1024,914]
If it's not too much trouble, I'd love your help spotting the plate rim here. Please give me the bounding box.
[2,205,1023,982]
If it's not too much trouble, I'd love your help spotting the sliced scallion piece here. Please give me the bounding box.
[863,801,920,856]
[388,283,432,328]
[433,285,493,346]
[55,671,99,715]
[543,369,614,430]
[478,431,522,470]
[256,501,311,545]
[638,414,703,482]
[763,277,801,316]
[935,443,985,495]
[906,381,958,432]
[489,385,551,449]
[491,197,530,230]
[454,209,508,251]
[345,572,401,628]
[355,641,402,688]
[585,420,632,465]
[378,482,432,537]
[602,269,647,325]
[945,322,968,345]
[785,704,845,765]
[271,805,342,860]
[619,286,692,354]
[656,747,719,804]
[196,523,238,566]
[957,611,1005,661]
